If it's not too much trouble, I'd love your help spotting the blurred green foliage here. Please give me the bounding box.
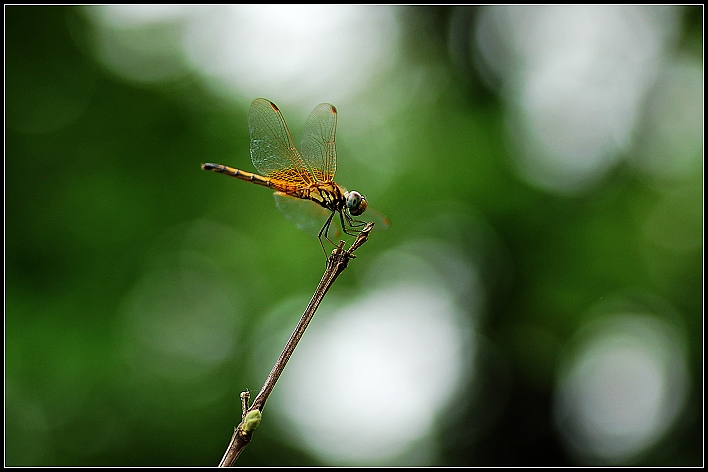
[5,5,702,466]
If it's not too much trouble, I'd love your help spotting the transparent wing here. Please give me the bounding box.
[301,103,337,183]
[248,98,314,186]
[273,192,340,238]
[360,207,391,232]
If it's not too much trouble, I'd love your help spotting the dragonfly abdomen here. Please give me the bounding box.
[202,163,275,189]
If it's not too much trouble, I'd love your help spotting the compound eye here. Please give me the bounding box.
[345,191,367,216]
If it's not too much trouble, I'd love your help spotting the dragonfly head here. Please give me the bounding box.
[345,190,368,216]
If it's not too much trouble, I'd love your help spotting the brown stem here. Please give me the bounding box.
[218,222,375,467]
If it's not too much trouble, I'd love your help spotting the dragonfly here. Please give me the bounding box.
[202,98,389,253]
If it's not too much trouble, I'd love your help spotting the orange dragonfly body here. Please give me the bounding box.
[202,98,389,251]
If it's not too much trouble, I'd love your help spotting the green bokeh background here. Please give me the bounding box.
[5,5,703,466]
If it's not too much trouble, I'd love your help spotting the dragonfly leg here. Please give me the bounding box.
[341,211,357,237]
[317,211,368,257]
[318,211,337,255]
[342,212,367,236]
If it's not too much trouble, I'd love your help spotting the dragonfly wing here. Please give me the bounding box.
[248,98,313,185]
[273,192,340,238]
[361,206,391,232]
[301,103,337,182]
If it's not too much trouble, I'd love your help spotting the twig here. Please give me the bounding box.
[218,222,375,467]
